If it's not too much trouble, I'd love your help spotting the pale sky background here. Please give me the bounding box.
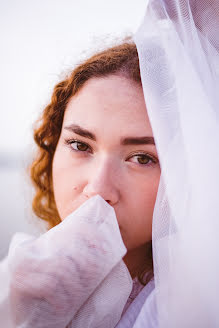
[0,0,149,259]
[0,0,148,155]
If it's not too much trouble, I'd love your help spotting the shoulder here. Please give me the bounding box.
[8,232,37,251]
[0,232,37,270]
[0,232,36,328]
[0,232,38,299]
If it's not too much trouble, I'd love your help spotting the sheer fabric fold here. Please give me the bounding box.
[0,195,133,327]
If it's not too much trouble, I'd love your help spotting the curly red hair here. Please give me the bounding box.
[29,39,153,285]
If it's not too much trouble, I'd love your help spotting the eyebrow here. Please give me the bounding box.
[121,136,155,146]
[64,124,155,146]
[64,124,96,141]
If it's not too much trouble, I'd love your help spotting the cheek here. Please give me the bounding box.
[132,172,160,210]
[123,172,160,247]
[139,175,160,227]
[52,149,88,220]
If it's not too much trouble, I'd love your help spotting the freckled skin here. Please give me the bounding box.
[52,75,161,278]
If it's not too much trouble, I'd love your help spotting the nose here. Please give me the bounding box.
[83,156,120,206]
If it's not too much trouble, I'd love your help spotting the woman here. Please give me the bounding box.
[0,41,160,327]
[1,0,219,326]
[32,40,159,284]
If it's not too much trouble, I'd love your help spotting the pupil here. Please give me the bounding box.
[78,143,87,151]
[138,156,149,164]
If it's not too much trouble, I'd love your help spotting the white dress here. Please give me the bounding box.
[115,276,157,328]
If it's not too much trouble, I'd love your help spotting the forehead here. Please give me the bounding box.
[63,75,153,136]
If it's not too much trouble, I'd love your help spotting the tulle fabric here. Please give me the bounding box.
[134,0,219,327]
[0,195,133,327]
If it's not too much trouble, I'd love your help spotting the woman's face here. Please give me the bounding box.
[52,75,160,251]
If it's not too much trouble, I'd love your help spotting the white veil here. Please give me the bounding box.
[134,0,219,327]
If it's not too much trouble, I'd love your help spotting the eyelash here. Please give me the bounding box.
[65,139,92,153]
[64,138,158,166]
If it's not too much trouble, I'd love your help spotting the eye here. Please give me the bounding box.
[65,139,91,152]
[128,153,157,166]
